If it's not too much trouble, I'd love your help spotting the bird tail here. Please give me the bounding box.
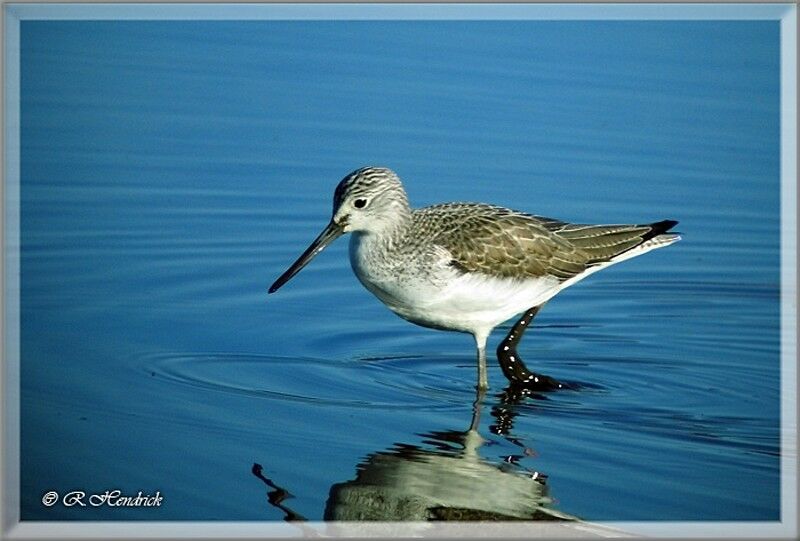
[556,219,681,265]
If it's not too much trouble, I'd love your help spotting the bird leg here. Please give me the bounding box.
[468,384,487,432]
[474,332,489,391]
[496,305,563,391]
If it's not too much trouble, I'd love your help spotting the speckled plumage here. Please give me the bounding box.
[410,203,671,281]
[270,166,680,390]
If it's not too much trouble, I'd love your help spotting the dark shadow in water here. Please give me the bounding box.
[490,379,601,435]
[252,387,579,523]
[250,463,308,522]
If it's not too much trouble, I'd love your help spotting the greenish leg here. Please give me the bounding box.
[474,332,489,390]
[468,385,487,432]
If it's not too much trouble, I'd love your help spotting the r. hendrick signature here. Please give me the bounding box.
[42,490,163,508]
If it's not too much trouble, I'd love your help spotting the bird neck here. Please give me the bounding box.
[367,198,412,238]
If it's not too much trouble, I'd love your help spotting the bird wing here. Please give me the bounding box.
[413,204,588,281]
[541,219,679,263]
[413,204,678,282]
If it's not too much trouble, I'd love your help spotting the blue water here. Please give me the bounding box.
[18,20,780,522]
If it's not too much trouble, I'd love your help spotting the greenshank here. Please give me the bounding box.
[269,167,680,390]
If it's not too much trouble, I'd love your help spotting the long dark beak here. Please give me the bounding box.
[268,220,345,294]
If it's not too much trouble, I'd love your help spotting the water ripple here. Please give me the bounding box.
[140,352,475,410]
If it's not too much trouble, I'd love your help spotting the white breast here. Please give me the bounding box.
[407,271,562,334]
[349,233,562,335]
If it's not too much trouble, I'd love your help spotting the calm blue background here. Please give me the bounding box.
[19,20,780,521]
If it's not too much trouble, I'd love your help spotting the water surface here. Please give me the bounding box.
[18,20,780,522]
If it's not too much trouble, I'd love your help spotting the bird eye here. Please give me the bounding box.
[353,198,368,209]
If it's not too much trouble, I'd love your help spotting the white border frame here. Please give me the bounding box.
[2,3,796,539]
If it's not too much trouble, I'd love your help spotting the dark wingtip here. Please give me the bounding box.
[642,219,679,241]
[654,219,679,231]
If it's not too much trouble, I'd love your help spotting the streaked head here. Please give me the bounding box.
[331,166,410,234]
[269,166,410,294]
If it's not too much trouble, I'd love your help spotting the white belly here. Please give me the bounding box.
[349,234,562,335]
[391,272,562,334]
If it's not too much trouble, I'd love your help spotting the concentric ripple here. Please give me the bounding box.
[140,352,475,410]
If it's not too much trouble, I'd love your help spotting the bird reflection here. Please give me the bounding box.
[252,384,576,523]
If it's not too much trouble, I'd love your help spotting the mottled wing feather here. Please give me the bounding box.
[412,204,678,282]
[413,204,589,280]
